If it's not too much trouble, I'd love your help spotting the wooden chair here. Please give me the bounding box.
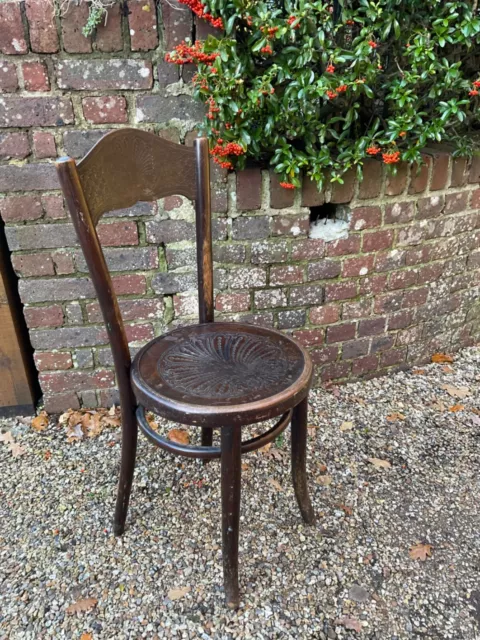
[56,129,315,609]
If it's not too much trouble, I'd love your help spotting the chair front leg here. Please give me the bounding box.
[113,399,138,536]
[221,425,242,609]
[291,395,315,525]
[201,426,213,447]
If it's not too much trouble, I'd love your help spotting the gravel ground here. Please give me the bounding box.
[1,347,480,640]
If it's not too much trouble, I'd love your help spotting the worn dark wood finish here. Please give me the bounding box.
[56,129,316,609]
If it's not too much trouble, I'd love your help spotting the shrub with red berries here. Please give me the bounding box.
[165,0,480,187]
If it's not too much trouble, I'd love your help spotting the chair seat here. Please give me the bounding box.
[131,322,313,426]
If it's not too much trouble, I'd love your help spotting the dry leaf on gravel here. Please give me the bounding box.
[368,457,392,469]
[409,543,433,561]
[335,616,362,633]
[167,586,190,600]
[80,634,93,640]
[66,597,98,615]
[31,411,49,432]
[268,478,283,492]
[386,412,405,422]
[441,384,470,399]
[0,431,14,444]
[60,407,123,442]
[412,368,426,375]
[449,404,465,413]
[167,429,190,445]
[9,442,26,458]
[317,475,332,486]
[432,353,454,364]
[339,421,354,431]
[442,365,454,374]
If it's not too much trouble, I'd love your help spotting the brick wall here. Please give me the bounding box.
[1,1,479,412]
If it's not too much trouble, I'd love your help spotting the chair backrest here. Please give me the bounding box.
[56,129,213,401]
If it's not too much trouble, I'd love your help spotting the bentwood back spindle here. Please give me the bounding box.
[56,129,315,609]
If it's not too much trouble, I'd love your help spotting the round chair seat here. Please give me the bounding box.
[131,322,313,426]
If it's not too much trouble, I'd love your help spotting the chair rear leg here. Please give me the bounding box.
[201,427,213,447]
[221,425,241,609]
[291,395,315,525]
[113,402,138,536]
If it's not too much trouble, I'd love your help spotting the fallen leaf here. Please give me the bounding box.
[258,442,272,454]
[44,450,52,460]
[432,353,454,364]
[409,543,433,561]
[441,384,470,399]
[442,365,454,374]
[268,478,283,492]
[318,463,327,474]
[241,462,250,471]
[386,412,405,422]
[335,615,362,632]
[80,634,93,640]
[168,429,190,445]
[412,368,426,375]
[9,442,26,457]
[317,475,332,486]
[66,597,98,614]
[0,431,14,444]
[335,503,353,516]
[59,410,73,426]
[368,457,392,469]
[67,423,84,442]
[167,586,190,600]
[31,411,49,432]
[449,404,465,413]
[339,421,354,432]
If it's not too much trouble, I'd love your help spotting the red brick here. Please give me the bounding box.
[471,189,480,210]
[272,214,309,237]
[388,269,418,290]
[358,317,386,337]
[44,391,80,412]
[450,157,468,187]
[128,0,158,51]
[293,329,324,347]
[22,62,50,92]
[342,339,369,359]
[358,159,383,200]
[324,281,358,302]
[359,274,388,296]
[430,153,450,191]
[363,229,393,252]
[310,345,339,365]
[330,169,356,203]
[352,354,378,376]
[0,133,30,160]
[270,171,295,209]
[469,156,480,184]
[24,305,64,328]
[95,4,123,52]
[12,253,55,277]
[161,0,193,50]
[34,351,73,372]
[270,265,303,285]
[342,255,375,278]
[320,361,351,382]
[42,194,66,220]
[0,195,42,222]
[40,369,115,394]
[87,298,163,323]
[0,61,18,92]
[375,250,406,272]
[402,287,429,308]
[385,162,408,196]
[326,322,356,343]
[416,195,444,220]
[125,324,154,343]
[25,0,59,53]
[408,156,431,194]
[349,206,381,231]
[0,97,74,127]
[32,132,56,159]
[370,335,395,353]
[381,347,407,367]
[215,293,250,312]
[374,292,403,314]
[52,252,75,276]
[195,16,218,40]
[112,274,146,295]
[342,298,372,320]
[62,2,92,53]
[0,3,27,54]
[309,304,340,325]
[97,222,138,247]
[444,192,468,215]
[384,202,415,225]
[416,262,444,285]
[173,293,197,317]
[325,235,361,257]
[302,176,325,207]
[82,96,128,124]
[0,163,58,192]
[387,310,413,330]
[291,239,325,261]
[237,168,262,210]
[308,259,341,281]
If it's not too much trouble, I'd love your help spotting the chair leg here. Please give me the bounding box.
[201,426,213,447]
[221,425,241,609]
[291,395,315,525]
[113,402,138,536]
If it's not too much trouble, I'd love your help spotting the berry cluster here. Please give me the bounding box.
[326,63,335,73]
[206,96,220,120]
[382,150,401,164]
[287,16,300,28]
[165,41,219,65]
[469,80,480,97]
[261,26,279,39]
[210,142,245,169]
[366,146,381,155]
[260,45,273,55]
[177,0,223,29]
[280,182,295,189]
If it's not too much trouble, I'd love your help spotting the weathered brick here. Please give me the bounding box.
[0,3,27,54]
[388,269,418,290]
[363,229,393,252]
[0,98,74,128]
[107,201,157,219]
[289,284,324,306]
[95,4,123,52]
[444,192,469,215]
[309,304,340,325]
[12,253,55,277]
[152,271,197,294]
[161,0,193,50]
[35,351,73,372]
[375,249,406,273]
[430,153,450,191]
[235,168,262,212]
[387,309,413,330]
[270,265,303,285]
[385,162,408,196]
[229,267,266,289]
[416,195,444,220]
[396,325,424,346]
[24,305,64,329]
[52,251,75,276]
[128,0,158,51]
[74,349,94,369]
[125,323,154,343]
[64,302,83,326]
[352,354,378,376]
[215,293,250,312]
[233,216,270,240]
[324,281,357,302]
[57,60,153,90]
[384,202,415,225]
[0,195,42,222]
[0,61,18,92]
[293,329,324,348]
[32,132,56,159]
[40,369,114,394]
[25,0,59,53]
[63,129,110,158]
[342,339,369,360]
[82,96,128,124]
[62,2,92,53]
[31,326,108,350]
[402,287,429,308]
[359,274,388,296]
[469,156,480,184]
[358,317,386,337]
[342,255,375,278]
[416,262,444,285]
[349,206,381,231]
[330,169,356,204]
[43,392,80,412]
[307,259,341,281]
[42,194,66,220]
[157,60,179,87]
[408,156,431,194]
[342,298,372,320]
[136,94,203,123]
[396,225,426,247]
[22,62,50,92]
[272,214,309,237]
[374,291,403,314]
[76,248,157,273]
[270,172,295,209]
[450,157,468,188]
[213,243,246,264]
[255,288,288,309]
[97,221,139,247]
[277,309,306,329]
[0,132,29,160]
[302,177,324,207]
[358,160,383,199]
[87,298,163,323]
[381,347,407,367]
[231,312,274,328]
[165,246,196,269]
[20,278,95,303]
[6,224,76,251]
[146,219,194,244]
[320,361,351,382]
[370,335,395,353]
[310,345,339,365]
[291,239,325,261]
[325,236,361,257]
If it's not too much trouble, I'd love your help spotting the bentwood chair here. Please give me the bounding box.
[56,129,315,608]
